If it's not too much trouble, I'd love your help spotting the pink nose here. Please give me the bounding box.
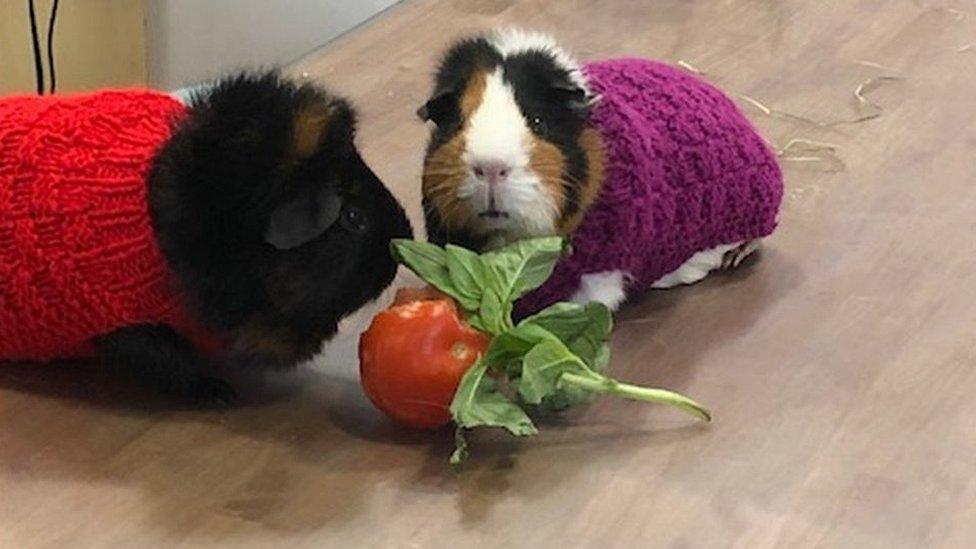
[472,161,511,184]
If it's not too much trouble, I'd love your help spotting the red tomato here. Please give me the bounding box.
[359,295,490,429]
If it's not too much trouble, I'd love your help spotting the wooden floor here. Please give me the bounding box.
[4,0,976,547]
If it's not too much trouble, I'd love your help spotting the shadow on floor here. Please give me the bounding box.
[0,247,801,537]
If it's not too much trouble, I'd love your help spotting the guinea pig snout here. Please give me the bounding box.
[471,159,512,186]
[466,157,516,218]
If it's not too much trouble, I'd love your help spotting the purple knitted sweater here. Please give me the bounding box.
[516,59,783,315]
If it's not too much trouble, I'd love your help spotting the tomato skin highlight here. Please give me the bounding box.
[359,297,490,429]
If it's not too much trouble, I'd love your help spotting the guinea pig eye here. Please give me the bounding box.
[530,115,548,136]
[340,205,369,233]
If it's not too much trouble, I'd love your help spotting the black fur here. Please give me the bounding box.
[418,37,501,137]
[95,324,236,405]
[419,37,593,248]
[502,51,592,222]
[142,71,411,400]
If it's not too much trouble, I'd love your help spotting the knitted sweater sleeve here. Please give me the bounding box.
[0,91,190,361]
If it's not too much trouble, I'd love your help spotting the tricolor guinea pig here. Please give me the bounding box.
[418,30,783,314]
[0,72,412,402]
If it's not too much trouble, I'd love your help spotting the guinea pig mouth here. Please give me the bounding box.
[478,209,510,219]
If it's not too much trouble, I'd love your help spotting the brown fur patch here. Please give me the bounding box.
[292,101,333,159]
[233,318,324,369]
[557,128,606,234]
[528,135,569,221]
[459,70,488,118]
[421,69,489,230]
[422,133,472,229]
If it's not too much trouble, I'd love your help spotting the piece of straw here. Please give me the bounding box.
[854,75,902,114]
[737,94,833,127]
[944,7,967,21]
[855,60,896,71]
[676,60,707,76]
[776,138,846,172]
[959,43,974,53]
[776,138,839,155]
[918,4,967,20]
[737,94,846,127]
[738,94,772,115]
[739,75,901,128]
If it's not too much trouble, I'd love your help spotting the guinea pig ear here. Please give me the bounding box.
[292,98,357,159]
[320,99,356,153]
[416,88,456,123]
[551,82,591,113]
[416,103,431,121]
[264,187,343,250]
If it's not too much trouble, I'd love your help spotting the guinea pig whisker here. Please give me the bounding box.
[422,170,462,178]
[422,170,466,178]
[422,173,462,184]
[425,201,467,227]
[423,186,464,211]
[424,183,465,199]
[423,158,464,167]
[422,196,453,215]
[423,186,456,201]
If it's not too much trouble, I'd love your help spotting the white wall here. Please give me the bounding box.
[146,0,398,89]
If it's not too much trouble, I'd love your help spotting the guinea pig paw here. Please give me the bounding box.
[721,239,762,270]
[188,376,238,407]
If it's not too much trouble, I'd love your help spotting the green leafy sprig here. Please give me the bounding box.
[391,237,710,465]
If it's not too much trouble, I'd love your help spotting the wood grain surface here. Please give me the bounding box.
[3,1,976,547]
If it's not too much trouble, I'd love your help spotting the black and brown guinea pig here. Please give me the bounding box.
[417,30,783,314]
[0,72,412,403]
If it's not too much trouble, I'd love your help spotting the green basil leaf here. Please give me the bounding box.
[591,342,611,373]
[518,338,596,405]
[487,323,559,377]
[518,302,612,367]
[537,340,611,412]
[536,346,607,412]
[444,244,485,311]
[478,288,508,336]
[450,359,537,437]
[465,313,489,334]
[530,303,611,411]
[508,308,613,412]
[480,237,565,301]
[536,385,594,413]
[493,323,558,356]
[390,239,460,298]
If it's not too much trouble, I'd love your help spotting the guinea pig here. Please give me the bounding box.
[0,72,412,402]
[418,30,783,314]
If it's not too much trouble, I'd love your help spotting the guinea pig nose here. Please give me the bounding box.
[472,161,511,183]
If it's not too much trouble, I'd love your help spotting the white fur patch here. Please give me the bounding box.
[651,242,743,289]
[489,28,591,95]
[570,270,629,311]
[464,68,531,174]
[462,67,558,238]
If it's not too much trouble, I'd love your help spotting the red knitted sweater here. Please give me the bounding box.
[0,90,214,361]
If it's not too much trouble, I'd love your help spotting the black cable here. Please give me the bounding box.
[27,0,45,94]
[46,0,60,94]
